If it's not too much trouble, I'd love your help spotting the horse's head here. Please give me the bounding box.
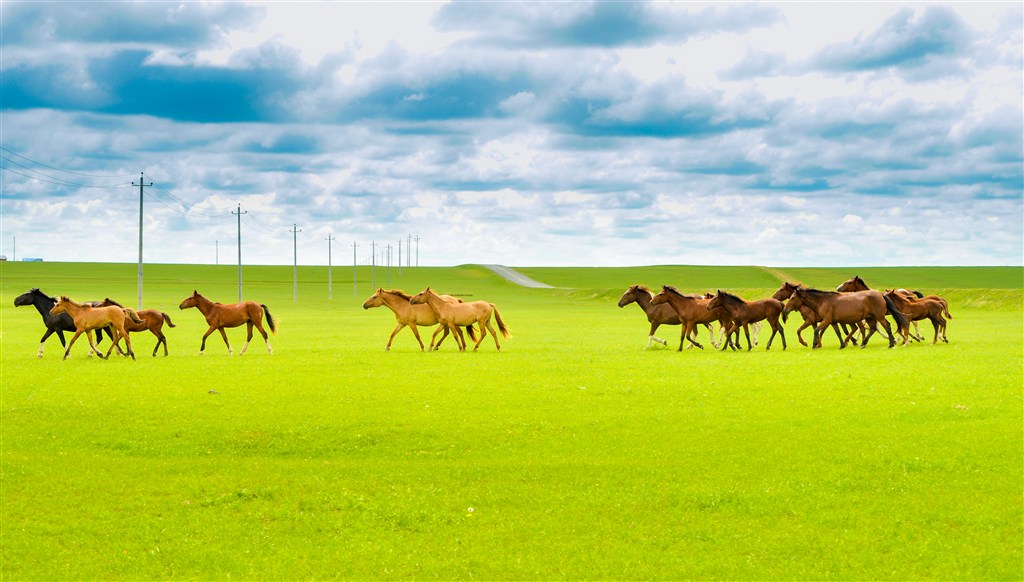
[837,276,868,293]
[649,286,670,306]
[179,290,200,310]
[706,290,724,311]
[409,287,434,305]
[772,282,802,302]
[13,288,45,307]
[617,285,647,308]
[783,291,805,315]
[362,288,385,309]
[48,295,71,315]
[95,297,123,308]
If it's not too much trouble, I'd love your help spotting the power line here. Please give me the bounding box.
[0,147,137,178]
[0,165,133,189]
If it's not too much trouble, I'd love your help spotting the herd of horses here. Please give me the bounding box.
[618,276,951,351]
[13,275,950,359]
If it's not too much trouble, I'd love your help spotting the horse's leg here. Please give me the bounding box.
[251,319,272,354]
[63,330,85,360]
[86,329,104,359]
[407,324,426,351]
[751,321,762,347]
[217,328,234,354]
[860,318,879,348]
[485,317,501,351]
[38,328,59,358]
[743,323,753,351]
[471,316,489,351]
[431,325,449,351]
[199,325,218,354]
[386,322,406,351]
[239,322,254,355]
[648,323,667,348]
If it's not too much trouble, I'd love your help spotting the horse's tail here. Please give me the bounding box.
[913,290,924,298]
[465,325,477,341]
[883,295,908,329]
[942,300,952,319]
[161,313,176,327]
[124,308,144,324]
[262,304,277,334]
[491,304,511,339]
[782,309,789,324]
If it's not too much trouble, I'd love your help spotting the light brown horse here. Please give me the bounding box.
[649,286,731,351]
[618,285,722,349]
[178,291,276,355]
[706,291,786,351]
[95,298,176,357]
[883,290,949,345]
[49,296,143,360]
[362,288,474,351]
[785,287,906,349]
[409,287,509,351]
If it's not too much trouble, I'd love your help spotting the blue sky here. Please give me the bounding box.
[2,1,1021,267]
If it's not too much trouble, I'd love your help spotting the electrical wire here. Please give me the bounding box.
[0,147,137,178]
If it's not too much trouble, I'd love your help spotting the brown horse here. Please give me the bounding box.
[93,298,176,357]
[785,287,906,349]
[883,290,949,345]
[362,288,474,351]
[618,285,722,349]
[773,282,857,347]
[649,286,731,351]
[706,291,786,351]
[49,296,143,360]
[837,276,950,341]
[409,287,509,351]
[178,291,276,355]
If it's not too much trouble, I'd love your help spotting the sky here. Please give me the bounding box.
[1,1,1021,268]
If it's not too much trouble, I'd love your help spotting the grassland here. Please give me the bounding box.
[1,262,1021,580]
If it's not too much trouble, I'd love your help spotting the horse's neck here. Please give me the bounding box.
[33,296,57,318]
[382,292,412,314]
[632,292,656,314]
[193,295,216,314]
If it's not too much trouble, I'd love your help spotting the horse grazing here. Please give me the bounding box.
[362,288,474,351]
[618,285,722,349]
[785,287,906,349]
[14,288,117,358]
[883,290,949,345]
[706,291,786,351]
[48,296,143,360]
[178,291,276,355]
[94,298,176,356]
[409,287,509,351]
[649,286,731,351]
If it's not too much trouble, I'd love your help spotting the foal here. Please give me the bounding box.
[706,291,787,351]
[49,296,143,360]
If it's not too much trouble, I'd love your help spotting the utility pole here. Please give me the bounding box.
[325,234,335,300]
[407,234,412,267]
[215,240,219,265]
[352,241,359,296]
[290,224,301,303]
[386,244,392,287]
[133,172,152,309]
[398,238,402,277]
[371,240,377,289]
[233,204,246,302]
[414,235,420,267]
[12,235,15,262]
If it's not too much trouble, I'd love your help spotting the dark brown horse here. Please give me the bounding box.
[94,298,176,356]
[178,291,276,355]
[774,282,857,347]
[649,286,730,351]
[706,291,786,351]
[883,290,949,345]
[785,287,906,349]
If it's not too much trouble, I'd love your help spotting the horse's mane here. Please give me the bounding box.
[715,290,745,304]
[631,284,653,294]
[800,288,839,297]
[102,297,124,308]
[385,289,413,301]
[661,285,687,298]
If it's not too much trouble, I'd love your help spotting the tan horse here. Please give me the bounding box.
[362,288,475,351]
[883,290,949,345]
[649,286,731,351]
[48,296,143,360]
[178,291,276,355]
[95,298,176,357]
[409,287,510,351]
[706,290,786,351]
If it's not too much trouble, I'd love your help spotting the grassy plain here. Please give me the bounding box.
[1,262,1021,580]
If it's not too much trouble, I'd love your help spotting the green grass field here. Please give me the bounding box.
[2,262,1021,580]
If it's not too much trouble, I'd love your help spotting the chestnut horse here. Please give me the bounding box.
[94,298,176,357]
[649,286,731,351]
[837,276,951,341]
[784,287,906,349]
[362,288,473,351]
[409,287,509,351]
[773,282,857,347]
[618,285,722,349]
[706,291,786,351]
[49,296,143,360]
[883,290,949,345]
[178,291,276,355]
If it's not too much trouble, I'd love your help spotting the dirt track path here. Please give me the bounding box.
[481,265,555,288]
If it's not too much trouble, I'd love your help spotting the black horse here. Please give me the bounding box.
[13,288,115,358]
